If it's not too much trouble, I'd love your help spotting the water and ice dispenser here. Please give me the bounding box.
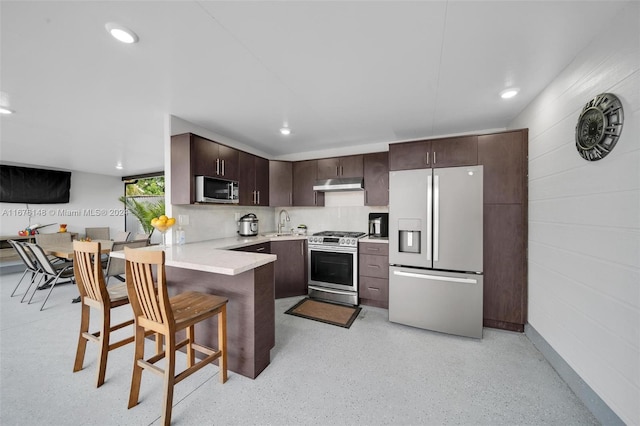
[397,219,421,254]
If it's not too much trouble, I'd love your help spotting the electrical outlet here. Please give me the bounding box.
[234,212,241,221]
[178,215,189,226]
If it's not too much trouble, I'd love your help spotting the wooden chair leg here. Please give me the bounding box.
[155,333,163,355]
[187,325,195,368]
[162,336,176,426]
[73,302,90,373]
[96,308,110,387]
[219,305,227,383]
[128,325,146,409]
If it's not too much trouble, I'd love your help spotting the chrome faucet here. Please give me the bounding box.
[278,209,290,234]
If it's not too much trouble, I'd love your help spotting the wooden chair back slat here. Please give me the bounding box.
[73,241,108,303]
[125,248,174,329]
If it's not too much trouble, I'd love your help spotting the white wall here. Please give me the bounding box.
[0,164,125,239]
[508,3,639,424]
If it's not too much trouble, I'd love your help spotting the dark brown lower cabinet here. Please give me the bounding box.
[483,204,527,331]
[271,240,307,299]
[232,242,270,254]
[358,242,389,308]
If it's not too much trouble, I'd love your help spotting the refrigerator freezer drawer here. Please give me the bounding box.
[389,266,483,339]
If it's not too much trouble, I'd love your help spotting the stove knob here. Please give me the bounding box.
[348,239,354,245]
[339,238,345,245]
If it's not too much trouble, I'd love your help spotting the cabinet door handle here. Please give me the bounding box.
[368,264,380,269]
[367,287,380,292]
[222,159,225,176]
[433,152,436,165]
[426,152,429,165]
[257,191,260,205]
[289,192,292,205]
[368,247,380,251]
[340,165,344,175]
[216,158,220,175]
[256,247,265,252]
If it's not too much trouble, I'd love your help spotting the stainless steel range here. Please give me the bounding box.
[308,231,366,306]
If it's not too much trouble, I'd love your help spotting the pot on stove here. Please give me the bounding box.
[238,213,259,236]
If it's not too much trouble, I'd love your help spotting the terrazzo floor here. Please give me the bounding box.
[0,270,598,425]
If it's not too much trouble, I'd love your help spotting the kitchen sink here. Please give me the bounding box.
[262,233,294,238]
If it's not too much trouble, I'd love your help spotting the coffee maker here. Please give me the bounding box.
[368,213,389,238]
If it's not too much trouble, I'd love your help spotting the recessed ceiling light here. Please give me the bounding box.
[280,127,291,135]
[0,107,14,114]
[500,88,520,99]
[105,22,139,44]
[115,162,123,170]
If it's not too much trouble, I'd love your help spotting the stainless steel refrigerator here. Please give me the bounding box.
[388,166,483,339]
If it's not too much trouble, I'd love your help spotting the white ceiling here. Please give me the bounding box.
[0,1,630,177]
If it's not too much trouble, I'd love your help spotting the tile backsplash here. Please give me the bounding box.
[172,192,387,242]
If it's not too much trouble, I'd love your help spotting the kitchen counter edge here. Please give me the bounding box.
[360,237,389,243]
[110,234,306,276]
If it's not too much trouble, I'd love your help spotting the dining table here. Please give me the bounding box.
[41,239,114,261]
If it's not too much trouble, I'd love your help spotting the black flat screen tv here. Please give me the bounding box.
[0,165,71,204]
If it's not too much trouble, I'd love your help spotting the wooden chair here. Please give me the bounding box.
[124,247,228,426]
[72,241,135,387]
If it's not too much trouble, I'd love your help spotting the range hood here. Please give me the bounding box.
[313,177,364,192]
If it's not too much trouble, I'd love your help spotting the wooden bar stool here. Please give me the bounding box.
[124,247,228,426]
[72,241,135,387]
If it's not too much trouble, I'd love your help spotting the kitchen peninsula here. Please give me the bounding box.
[111,239,279,379]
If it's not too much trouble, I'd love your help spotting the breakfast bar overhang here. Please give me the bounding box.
[111,241,277,379]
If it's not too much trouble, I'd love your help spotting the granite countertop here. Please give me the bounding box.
[110,233,306,276]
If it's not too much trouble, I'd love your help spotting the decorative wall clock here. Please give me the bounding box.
[575,93,624,161]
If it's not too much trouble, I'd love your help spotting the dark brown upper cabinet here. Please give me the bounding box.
[269,161,293,207]
[389,136,477,170]
[292,160,324,206]
[317,155,363,179]
[478,130,527,205]
[363,152,389,206]
[238,151,269,206]
[192,135,239,181]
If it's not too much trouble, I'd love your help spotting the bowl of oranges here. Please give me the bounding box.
[151,215,176,247]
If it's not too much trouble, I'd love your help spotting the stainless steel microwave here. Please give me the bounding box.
[195,175,239,203]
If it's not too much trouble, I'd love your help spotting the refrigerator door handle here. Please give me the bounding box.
[434,174,440,262]
[426,174,433,261]
[393,270,478,284]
